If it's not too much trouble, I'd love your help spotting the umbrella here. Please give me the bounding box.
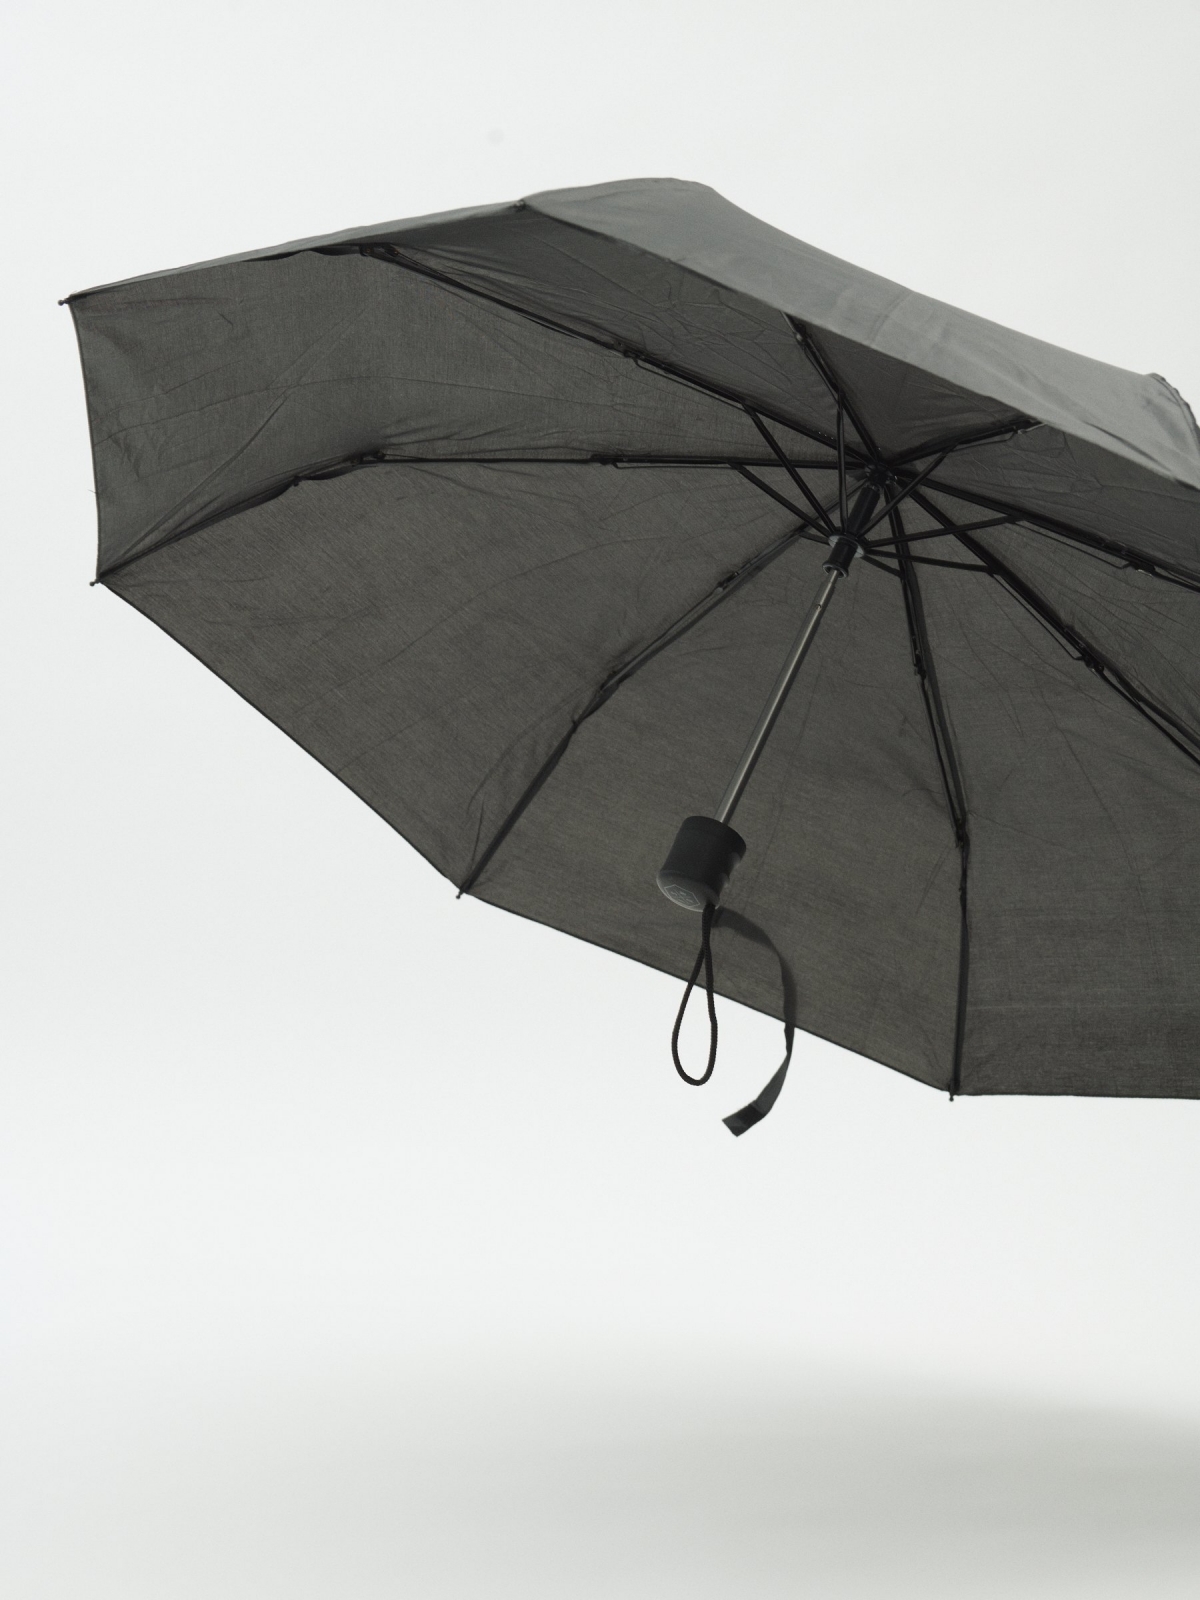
[67,178,1200,1133]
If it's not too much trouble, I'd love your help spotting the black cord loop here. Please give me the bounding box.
[669,906,798,1134]
[671,902,718,1085]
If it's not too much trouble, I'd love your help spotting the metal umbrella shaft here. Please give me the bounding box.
[715,562,840,825]
[716,479,880,825]
[656,480,880,912]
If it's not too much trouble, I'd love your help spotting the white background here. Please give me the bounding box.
[5,2,1200,1595]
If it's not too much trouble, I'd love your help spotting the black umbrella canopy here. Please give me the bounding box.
[68,178,1200,1119]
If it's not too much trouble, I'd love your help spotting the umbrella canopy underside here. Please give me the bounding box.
[69,179,1200,1098]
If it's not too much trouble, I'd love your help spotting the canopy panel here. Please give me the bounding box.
[70,178,1200,1100]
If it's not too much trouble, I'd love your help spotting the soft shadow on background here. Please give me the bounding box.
[6,1357,1200,1599]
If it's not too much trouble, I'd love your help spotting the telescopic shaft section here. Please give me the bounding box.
[713,564,841,824]
[714,479,881,826]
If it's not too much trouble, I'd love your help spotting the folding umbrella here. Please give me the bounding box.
[67,179,1200,1132]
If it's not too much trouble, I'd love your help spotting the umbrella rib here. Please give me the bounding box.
[907,492,1200,769]
[856,453,951,537]
[381,453,840,468]
[911,476,1200,594]
[837,398,850,531]
[98,453,835,581]
[456,515,824,897]
[789,320,883,462]
[744,410,841,537]
[860,553,903,578]
[869,552,991,572]
[787,331,975,1094]
[864,515,1014,549]
[606,454,836,469]
[886,418,1041,466]
[791,317,1051,476]
[892,505,971,1098]
[785,330,994,541]
[732,464,838,533]
[955,533,1200,769]
[368,245,851,460]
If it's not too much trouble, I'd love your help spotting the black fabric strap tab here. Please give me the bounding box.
[717,910,796,1136]
[671,906,797,1135]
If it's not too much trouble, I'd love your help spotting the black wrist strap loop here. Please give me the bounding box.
[669,906,797,1134]
[671,902,718,1085]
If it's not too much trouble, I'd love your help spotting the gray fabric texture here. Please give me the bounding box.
[69,178,1200,1098]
